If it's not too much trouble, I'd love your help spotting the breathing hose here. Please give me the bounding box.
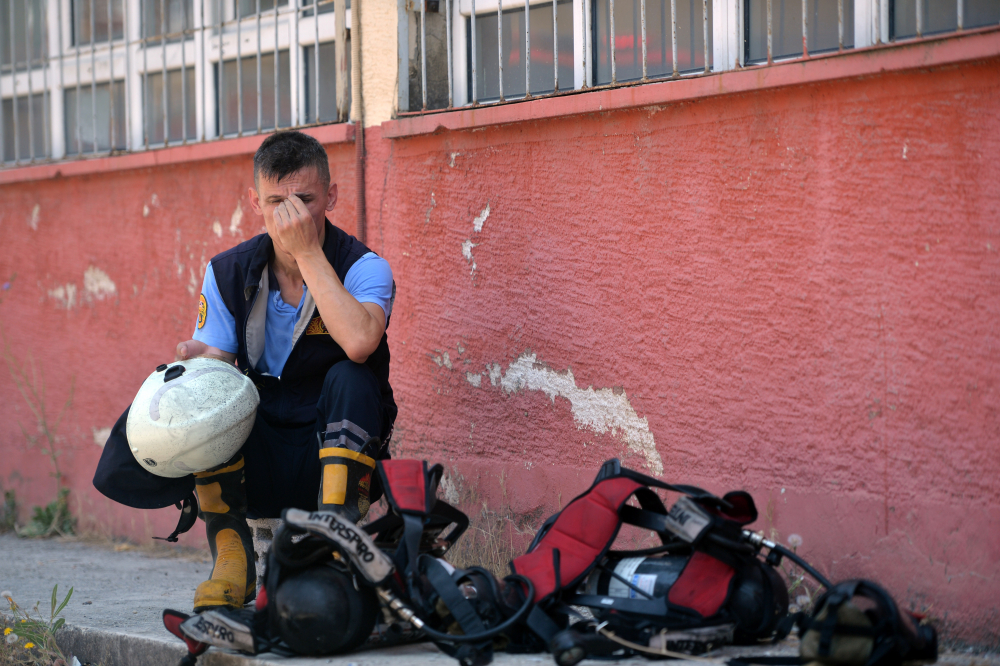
[377,574,536,644]
[743,530,833,589]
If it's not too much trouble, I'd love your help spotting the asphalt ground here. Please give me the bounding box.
[0,534,996,666]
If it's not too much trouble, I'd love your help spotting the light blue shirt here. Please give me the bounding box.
[193,252,393,376]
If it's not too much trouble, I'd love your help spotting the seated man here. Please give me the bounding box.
[93,131,397,611]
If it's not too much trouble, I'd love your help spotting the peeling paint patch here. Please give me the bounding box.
[462,203,491,278]
[28,204,40,230]
[230,202,244,235]
[48,284,77,309]
[449,152,461,167]
[494,352,663,475]
[92,427,112,447]
[212,221,223,237]
[84,266,117,300]
[433,351,454,369]
[143,204,150,217]
[466,372,482,387]
[473,203,490,233]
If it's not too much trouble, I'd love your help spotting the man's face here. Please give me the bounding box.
[249,166,338,250]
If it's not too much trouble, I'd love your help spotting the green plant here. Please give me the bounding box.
[0,585,73,665]
[1,337,76,538]
[17,489,75,539]
[0,489,17,533]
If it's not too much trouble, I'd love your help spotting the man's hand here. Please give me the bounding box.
[176,339,237,364]
[272,194,322,261]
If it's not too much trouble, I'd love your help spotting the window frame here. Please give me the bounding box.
[0,0,349,167]
[420,0,961,115]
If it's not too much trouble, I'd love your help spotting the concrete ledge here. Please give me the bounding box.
[0,122,355,186]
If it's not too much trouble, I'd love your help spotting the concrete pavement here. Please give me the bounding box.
[0,534,995,666]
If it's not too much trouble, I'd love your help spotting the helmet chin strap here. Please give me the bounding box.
[153,492,199,543]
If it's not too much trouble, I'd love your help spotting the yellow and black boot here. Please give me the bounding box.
[192,456,256,612]
[318,437,379,524]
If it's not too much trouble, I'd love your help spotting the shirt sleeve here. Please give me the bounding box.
[192,262,239,353]
[343,253,395,321]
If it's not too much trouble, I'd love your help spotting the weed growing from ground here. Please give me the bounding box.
[0,586,74,666]
[1,335,77,538]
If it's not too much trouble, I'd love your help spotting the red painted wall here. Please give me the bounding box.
[1,56,997,644]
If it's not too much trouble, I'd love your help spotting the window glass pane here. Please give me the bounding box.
[595,0,711,84]
[73,0,125,46]
[2,95,48,161]
[143,0,194,40]
[300,0,336,18]
[747,0,852,62]
[217,50,291,135]
[0,0,47,70]
[304,41,350,124]
[469,1,574,102]
[892,0,958,38]
[964,0,1000,28]
[238,0,290,19]
[64,81,126,155]
[145,68,197,144]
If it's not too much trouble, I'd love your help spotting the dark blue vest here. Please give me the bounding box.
[210,221,397,430]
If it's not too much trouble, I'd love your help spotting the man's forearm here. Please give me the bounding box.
[295,249,384,363]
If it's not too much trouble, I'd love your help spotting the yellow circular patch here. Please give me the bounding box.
[197,294,208,329]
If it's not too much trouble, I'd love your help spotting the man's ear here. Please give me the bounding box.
[326,183,338,211]
[248,186,263,215]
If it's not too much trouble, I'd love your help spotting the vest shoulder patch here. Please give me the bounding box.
[305,316,330,336]
[197,294,208,329]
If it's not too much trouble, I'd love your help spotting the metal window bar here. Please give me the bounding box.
[524,0,530,97]
[293,0,299,125]
[161,0,168,145]
[237,0,242,136]
[109,0,115,152]
[420,0,426,109]
[91,0,97,154]
[42,0,50,158]
[313,0,318,123]
[670,0,677,76]
[916,0,923,36]
[702,0,707,72]
[957,0,963,29]
[609,0,616,84]
[801,0,808,56]
[256,0,262,133]
[767,0,772,62]
[182,0,188,142]
[552,0,558,90]
[274,0,278,128]
[471,0,476,103]
[447,0,452,107]
[10,0,18,163]
[640,0,646,80]
[216,0,223,139]
[28,0,35,161]
[125,0,130,151]
[582,0,587,87]
[201,0,206,140]
[497,0,503,101]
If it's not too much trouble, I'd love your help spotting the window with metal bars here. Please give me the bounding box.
[0,0,349,167]
[594,0,712,83]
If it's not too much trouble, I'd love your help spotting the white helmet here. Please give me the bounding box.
[126,357,259,478]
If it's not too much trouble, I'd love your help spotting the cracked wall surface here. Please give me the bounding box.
[0,56,998,644]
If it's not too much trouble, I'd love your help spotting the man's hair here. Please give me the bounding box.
[253,131,330,187]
